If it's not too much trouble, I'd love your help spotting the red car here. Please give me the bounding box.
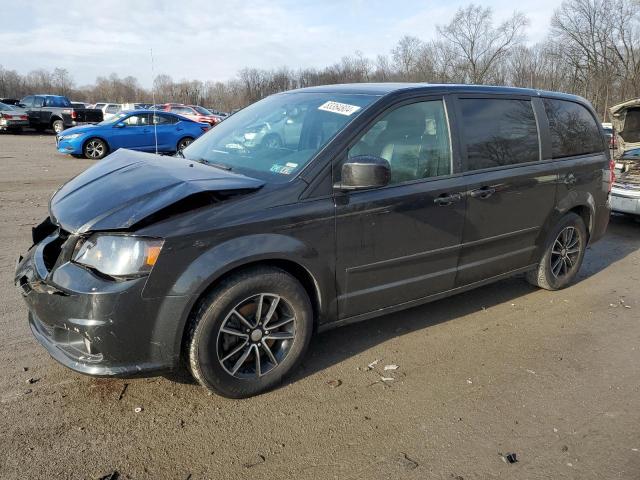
[155,104,222,126]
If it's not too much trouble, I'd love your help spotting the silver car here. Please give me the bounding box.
[0,102,29,132]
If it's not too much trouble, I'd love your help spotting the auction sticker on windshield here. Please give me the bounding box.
[318,101,362,116]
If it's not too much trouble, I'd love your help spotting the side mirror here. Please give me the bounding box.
[336,155,391,191]
[114,122,126,128]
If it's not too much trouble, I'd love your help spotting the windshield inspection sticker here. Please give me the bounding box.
[318,101,361,116]
[270,164,295,175]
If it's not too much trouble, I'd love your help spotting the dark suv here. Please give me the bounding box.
[15,84,611,398]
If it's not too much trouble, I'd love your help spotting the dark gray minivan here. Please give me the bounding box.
[15,84,612,398]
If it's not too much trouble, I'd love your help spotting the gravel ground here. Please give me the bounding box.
[1,132,639,480]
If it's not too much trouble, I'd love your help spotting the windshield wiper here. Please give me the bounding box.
[204,160,232,171]
[180,152,233,171]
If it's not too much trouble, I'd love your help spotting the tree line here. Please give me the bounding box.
[1,0,639,120]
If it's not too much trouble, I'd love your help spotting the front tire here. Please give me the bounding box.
[527,212,587,290]
[187,267,313,398]
[83,138,108,160]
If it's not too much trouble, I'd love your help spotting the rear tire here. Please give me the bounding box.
[177,136,194,152]
[83,138,108,160]
[526,213,587,290]
[187,267,313,398]
[52,119,64,134]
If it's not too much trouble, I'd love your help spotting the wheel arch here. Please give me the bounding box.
[49,115,64,127]
[177,258,323,361]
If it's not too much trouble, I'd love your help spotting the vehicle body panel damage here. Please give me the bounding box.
[49,148,264,233]
[610,99,640,157]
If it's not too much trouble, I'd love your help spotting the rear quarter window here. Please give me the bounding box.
[460,98,539,171]
[543,99,604,158]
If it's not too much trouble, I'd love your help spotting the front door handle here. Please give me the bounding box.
[469,187,496,199]
[564,173,577,186]
[434,192,463,206]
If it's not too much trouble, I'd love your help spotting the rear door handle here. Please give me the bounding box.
[434,192,463,206]
[469,187,496,199]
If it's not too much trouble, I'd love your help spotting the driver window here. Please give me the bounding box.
[348,100,452,184]
[123,114,150,126]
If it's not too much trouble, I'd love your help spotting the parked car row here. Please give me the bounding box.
[56,110,211,159]
[150,103,225,125]
[0,95,227,136]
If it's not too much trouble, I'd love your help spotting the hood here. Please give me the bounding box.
[49,149,264,234]
[610,99,640,156]
[58,124,100,136]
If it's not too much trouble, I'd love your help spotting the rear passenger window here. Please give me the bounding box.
[543,99,604,158]
[348,100,452,184]
[460,98,539,171]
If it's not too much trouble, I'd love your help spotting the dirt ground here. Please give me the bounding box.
[1,132,639,480]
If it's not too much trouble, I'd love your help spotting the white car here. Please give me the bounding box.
[101,103,124,121]
[610,100,640,216]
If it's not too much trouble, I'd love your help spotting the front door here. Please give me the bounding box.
[453,96,557,286]
[110,113,153,151]
[335,97,467,319]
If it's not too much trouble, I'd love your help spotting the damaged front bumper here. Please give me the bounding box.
[14,224,191,377]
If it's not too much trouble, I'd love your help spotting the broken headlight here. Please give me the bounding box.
[73,234,164,277]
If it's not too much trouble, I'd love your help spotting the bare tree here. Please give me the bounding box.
[437,4,529,84]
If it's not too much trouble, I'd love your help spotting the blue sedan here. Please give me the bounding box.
[56,110,211,159]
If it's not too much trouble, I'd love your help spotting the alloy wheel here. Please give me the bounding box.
[217,293,296,379]
[86,140,105,158]
[550,226,581,279]
[178,138,192,151]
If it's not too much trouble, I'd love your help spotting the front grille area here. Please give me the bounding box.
[42,232,65,271]
[40,228,74,273]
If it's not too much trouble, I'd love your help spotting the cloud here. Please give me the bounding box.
[0,0,557,86]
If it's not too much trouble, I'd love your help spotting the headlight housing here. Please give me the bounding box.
[61,133,81,140]
[243,132,257,140]
[73,234,164,278]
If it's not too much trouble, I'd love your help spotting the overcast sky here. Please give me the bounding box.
[1,0,560,87]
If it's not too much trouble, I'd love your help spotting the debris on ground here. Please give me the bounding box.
[367,360,379,369]
[501,452,518,464]
[243,454,266,468]
[466,379,473,384]
[26,377,38,384]
[380,377,394,382]
[22,367,28,372]
[384,364,399,371]
[23,389,32,395]
[117,383,128,401]
[134,407,143,413]
[99,471,119,480]
[561,445,568,452]
[326,379,342,388]
[398,452,419,470]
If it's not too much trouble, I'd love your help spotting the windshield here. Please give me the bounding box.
[182,92,377,182]
[194,106,212,115]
